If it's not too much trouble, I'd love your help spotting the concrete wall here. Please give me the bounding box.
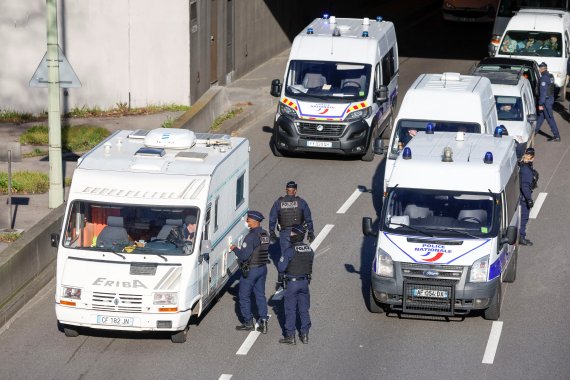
[0,205,64,327]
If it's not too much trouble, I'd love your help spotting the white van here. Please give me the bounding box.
[363,131,520,320]
[383,73,498,190]
[52,129,250,343]
[495,8,570,97]
[269,15,398,161]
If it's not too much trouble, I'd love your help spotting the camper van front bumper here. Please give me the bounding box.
[274,115,370,155]
[371,267,500,316]
[56,303,192,332]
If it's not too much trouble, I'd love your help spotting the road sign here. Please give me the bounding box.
[29,45,81,88]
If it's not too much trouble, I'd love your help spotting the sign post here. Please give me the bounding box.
[0,142,22,230]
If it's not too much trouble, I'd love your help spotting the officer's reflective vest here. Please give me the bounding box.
[285,242,314,276]
[249,231,270,267]
[277,195,303,228]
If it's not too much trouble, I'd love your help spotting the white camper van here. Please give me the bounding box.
[383,73,498,190]
[495,8,570,98]
[269,15,399,161]
[53,129,250,343]
[363,131,520,320]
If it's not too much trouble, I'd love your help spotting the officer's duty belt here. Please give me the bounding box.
[286,276,307,281]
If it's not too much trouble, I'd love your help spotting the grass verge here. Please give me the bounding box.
[211,107,244,131]
[0,232,21,243]
[20,124,111,152]
[0,171,72,194]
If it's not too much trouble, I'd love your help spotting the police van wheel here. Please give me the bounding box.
[271,136,284,157]
[369,287,386,313]
[171,325,189,343]
[362,132,376,162]
[503,250,517,283]
[63,326,79,337]
[483,282,501,320]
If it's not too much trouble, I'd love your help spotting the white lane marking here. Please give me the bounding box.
[544,144,570,190]
[236,331,261,355]
[219,375,233,380]
[529,192,547,219]
[337,188,363,214]
[482,321,503,364]
[310,224,334,251]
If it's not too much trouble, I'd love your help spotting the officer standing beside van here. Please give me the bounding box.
[269,181,315,254]
[277,225,314,345]
[519,148,537,246]
[535,62,561,142]
[231,211,271,333]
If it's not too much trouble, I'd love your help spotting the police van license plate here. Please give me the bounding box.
[97,315,134,326]
[412,288,449,298]
[306,140,332,148]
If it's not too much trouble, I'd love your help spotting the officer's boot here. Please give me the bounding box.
[257,319,268,334]
[299,334,309,344]
[278,335,296,345]
[235,320,254,331]
[519,236,533,246]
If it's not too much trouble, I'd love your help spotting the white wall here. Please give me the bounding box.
[0,0,190,114]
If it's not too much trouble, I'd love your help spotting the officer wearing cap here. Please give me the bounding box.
[277,224,314,345]
[535,62,561,142]
[519,147,537,246]
[269,181,315,255]
[231,211,271,333]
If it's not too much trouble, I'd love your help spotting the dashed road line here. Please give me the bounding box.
[219,375,232,380]
[529,192,547,219]
[482,321,503,364]
[337,188,363,214]
[236,331,261,355]
[310,224,334,251]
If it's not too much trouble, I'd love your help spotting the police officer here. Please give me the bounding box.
[535,62,561,142]
[519,148,537,246]
[277,224,314,345]
[269,181,315,255]
[231,211,271,333]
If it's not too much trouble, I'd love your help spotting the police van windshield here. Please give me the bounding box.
[62,200,200,256]
[496,96,524,121]
[284,60,371,101]
[499,31,563,57]
[389,120,481,158]
[498,0,569,17]
[382,188,499,238]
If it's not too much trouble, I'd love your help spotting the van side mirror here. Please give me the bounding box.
[502,226,517,245]
[527,114,537,122]
[373,137,385,155]
[270,79,282,97]
[199,240,212,263]
[51,233,60,248]
[375,85,388,103]
[362,217,378,237]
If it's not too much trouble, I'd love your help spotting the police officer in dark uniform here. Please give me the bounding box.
[277,224,314,345]
[269,181,315,255]
[519,148,537,246]
[535,62,561,142]
[231,211,271,333]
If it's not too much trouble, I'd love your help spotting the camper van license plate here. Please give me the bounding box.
[97,315,134,326]
[412,289,448,299]
[306,141,332,148]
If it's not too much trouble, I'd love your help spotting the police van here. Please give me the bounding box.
[363,131,520,320]
[269,15,398,161]
[382,73,498,190]
[52,128,250,343]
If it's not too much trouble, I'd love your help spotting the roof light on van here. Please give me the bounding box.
[493,126,504,137]
[376,16,383,22]
[362,17,370,25]
[322,13,330,19]
[402,147,412,160]
[333,27,341,37]
[362,30,369,37]
[442,147,453,162]
[307,27,314,34]
[484,152,493,164]
[426,122,435,134]
[329,16,336,24]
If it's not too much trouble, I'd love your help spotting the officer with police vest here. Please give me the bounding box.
[231,211,271,334]
[277,224,314,345]
[519,148,537,246]
[535,62,561,142]
[269,181,315,255]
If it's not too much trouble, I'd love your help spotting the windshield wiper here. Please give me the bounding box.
[156,254,168,262]
[423,226,480,239]
[389,223,434,237]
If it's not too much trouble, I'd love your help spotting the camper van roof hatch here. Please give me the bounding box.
[441,72,461,82]
[135,147,165,157]
[127,129,149,139]
[175,151,208,161]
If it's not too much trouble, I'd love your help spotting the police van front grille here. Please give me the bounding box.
[403,279,455,316]
[401,263,464,282]
[297,122,345,137]
[91,291,144,312]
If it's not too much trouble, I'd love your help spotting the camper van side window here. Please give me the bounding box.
[236,172,245,208]
[204,203,212,240]
[214,196,219,232]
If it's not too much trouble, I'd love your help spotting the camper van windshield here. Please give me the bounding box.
[499,31,563,57]
[383,188,498,238]
[62,200,200,256]
[390,120,481,157]
[498,0,568,17]
[285,60,371,101]
[496,96,523,121]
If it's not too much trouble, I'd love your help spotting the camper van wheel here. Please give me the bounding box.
[483,282,501,321]
[63,326,79,337]
[171,325,189,343]
[503,250,518,283]
[369,287,387,313]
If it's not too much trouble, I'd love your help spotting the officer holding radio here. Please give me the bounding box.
[231,211,270,333]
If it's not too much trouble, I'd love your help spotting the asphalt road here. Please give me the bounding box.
[2,7,570,380]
